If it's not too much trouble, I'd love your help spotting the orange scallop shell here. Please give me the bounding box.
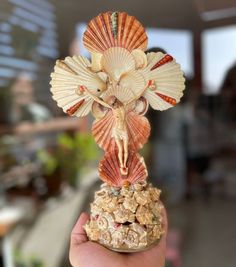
[83,11,148,53]
[92,110,150,152]
[99,151,147,186]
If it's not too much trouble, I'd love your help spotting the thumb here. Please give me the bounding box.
[70,212,90,246]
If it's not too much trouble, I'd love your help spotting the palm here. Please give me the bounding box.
[69,212,167,267]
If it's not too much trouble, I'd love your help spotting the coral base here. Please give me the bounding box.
[84,181,164,252]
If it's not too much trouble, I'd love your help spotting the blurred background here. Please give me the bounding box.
[0,0,236,267]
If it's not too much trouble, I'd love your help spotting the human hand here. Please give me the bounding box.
[69,208,167,267]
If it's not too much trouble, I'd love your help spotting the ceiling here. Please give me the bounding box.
[53,0,236,55]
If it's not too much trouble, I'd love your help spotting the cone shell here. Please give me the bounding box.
[50,56,106,117]
[101,47,135,81]
[99,151,148,186]
[92,110,150,152]
[139,52,185,111]
[83,11,148,53]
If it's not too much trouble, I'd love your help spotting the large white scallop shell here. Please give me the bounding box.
[101,47,135,82]
[99,151,148,187]
[83,11,148,54]
[50,56,106,117]
[139,52,185,111]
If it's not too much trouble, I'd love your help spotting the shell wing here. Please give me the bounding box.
[139,52,185,111]
[83,11,148,53]
[92,110,116,151]
[50,56,106,117]
[126,111,150,151]
[99,151,148,187]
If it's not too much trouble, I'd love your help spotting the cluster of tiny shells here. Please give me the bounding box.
[84,181,164,251]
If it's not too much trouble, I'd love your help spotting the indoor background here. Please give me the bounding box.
[0,1,236,267]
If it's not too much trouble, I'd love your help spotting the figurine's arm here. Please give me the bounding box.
[82,86,111,109]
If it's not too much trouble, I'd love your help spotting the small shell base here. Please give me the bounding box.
[84,181,164,252]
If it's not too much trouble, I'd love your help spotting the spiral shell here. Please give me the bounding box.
[83,11,148,53]
[125,229,139,248]
[139,52,185,111]
[99,151,147,186]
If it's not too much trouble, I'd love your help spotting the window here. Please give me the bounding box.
[202,25,236,94]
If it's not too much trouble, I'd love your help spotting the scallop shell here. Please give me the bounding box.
[119,70,146,101]
[131,49,147,69]
[92,110,150,152]
[50,56,106,117]
[101,47,135,82]
[98,151,148,187]
[139,52,185,111]
[102,84,138,104]
[83,11,148,53]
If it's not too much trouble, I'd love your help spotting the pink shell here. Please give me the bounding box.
[92,110,150,152]
[83,11,148,53]
[99,151,147,186]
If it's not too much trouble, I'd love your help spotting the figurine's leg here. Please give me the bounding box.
[115,136,124,169]
[120,138,129,175]
[123,138,128,168]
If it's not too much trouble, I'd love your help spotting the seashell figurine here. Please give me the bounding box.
[49,11,185,252]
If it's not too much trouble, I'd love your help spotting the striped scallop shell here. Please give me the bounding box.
[92,110,150,152]
[139,52,185,111]
[101,47,135,82]
[83,11,148,54]
[50,56,106,117]
[99,151,148,187]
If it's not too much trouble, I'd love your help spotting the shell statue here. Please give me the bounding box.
[50,11,185,252]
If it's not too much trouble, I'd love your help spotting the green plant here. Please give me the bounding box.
[15,250,46,267]
[37,132,100,187]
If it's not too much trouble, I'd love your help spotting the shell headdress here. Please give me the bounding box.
[50,11,185,187]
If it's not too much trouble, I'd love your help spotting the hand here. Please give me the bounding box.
[69,207,168,267]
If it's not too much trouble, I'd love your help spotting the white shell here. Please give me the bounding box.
[101,47,135,82]
[50,56,106,117]
[91,52,103,72]
[119,70,146,102]
[139,52,185,111]
[131,49,147,69]
[102,85,137,104]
